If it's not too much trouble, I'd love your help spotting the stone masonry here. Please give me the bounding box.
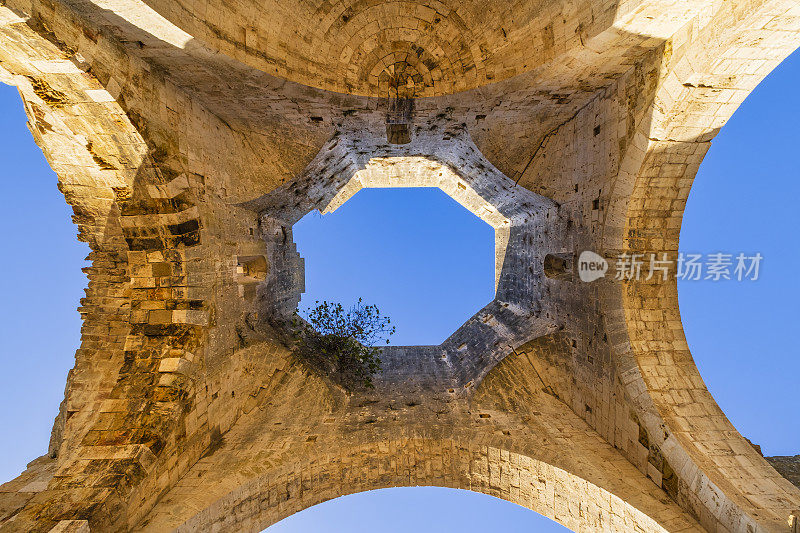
[0,0,798,532]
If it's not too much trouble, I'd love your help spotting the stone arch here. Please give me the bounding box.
[168,438,680,533]
[125,315,706,533]
[0,9,216,530]
[0,4,149,461]
[600,1,800,531]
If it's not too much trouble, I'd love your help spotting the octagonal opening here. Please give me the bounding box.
[293,188,495,345]
[252,145,555,388]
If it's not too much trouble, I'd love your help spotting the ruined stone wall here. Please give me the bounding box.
[0,2,312,528]
[0,0,798,532]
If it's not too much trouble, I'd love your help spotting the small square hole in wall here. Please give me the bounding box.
[386,123,411,144]
[543,253,572,281]
[235,255,268,283]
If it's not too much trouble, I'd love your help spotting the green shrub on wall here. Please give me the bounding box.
[292,299,395,390]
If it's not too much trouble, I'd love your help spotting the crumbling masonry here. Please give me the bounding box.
[0,0,799,531]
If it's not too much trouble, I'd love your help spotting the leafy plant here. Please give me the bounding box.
[292,299,395,390]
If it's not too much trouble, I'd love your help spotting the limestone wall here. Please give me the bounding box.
[0,0,798,532]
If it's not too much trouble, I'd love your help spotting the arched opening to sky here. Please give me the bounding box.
[677,46,800,457]
[0,83,90,485]
[263,487,569,532]
[0,45,798,530]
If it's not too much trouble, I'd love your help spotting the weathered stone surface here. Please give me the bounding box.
[0,0,798,532]
[768,457,800,490]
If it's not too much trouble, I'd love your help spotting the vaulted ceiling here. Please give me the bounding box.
[140,0,618,96]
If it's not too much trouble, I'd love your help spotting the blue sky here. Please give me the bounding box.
[676,47,800,457]
[0,46,797,532]
[294,187,495,346]
[0,85,89,482]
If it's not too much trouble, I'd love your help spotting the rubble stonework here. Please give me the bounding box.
[0,0,798,532]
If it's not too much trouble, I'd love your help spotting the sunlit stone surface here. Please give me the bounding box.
[0,1,798,531]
